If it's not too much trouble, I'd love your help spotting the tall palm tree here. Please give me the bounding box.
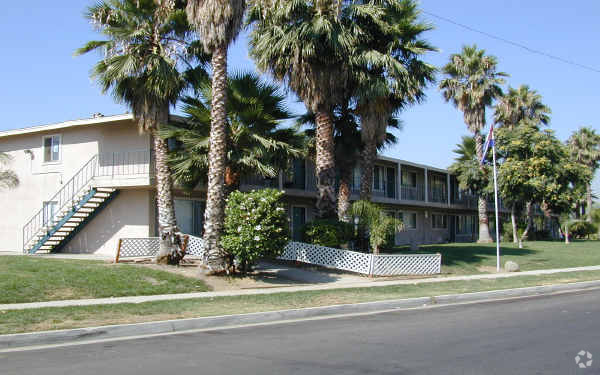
[494,85,551,130]
[160,72,305,193]
[350,0,436,201]
[186,0,246,271]
[298,100,400,221]
[567,127,600,222]
[0,152,19,190]
[76,0,197,264]
[248,0,353,219]
[494,84,551,241]
[439,45,507,243]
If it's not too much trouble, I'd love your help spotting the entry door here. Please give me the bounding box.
[291,206,306,242]
[449,215,456,242]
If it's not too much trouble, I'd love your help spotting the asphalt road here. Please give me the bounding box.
[3,289,600,375]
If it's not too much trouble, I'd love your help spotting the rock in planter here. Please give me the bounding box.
[504,261,520,272]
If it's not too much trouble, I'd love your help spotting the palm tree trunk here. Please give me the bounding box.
[314,111,337,219]
[511,204,518,243]
[337,166,352,222]
[360,137,377,201]
[474,131,492,243]
[152,124,180,265]
[586,183,593,222]
[541,201,553,239]
[202,44,229,273]
[521,201,534,241]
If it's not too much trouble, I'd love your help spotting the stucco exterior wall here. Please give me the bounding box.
[0,119,150,252]
[61,189,152,256]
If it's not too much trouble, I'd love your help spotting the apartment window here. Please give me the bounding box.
[456,215,476,235]
[399,211,417,230]
[432,214,447,229]
[174,199,205,236]
[373,166,382,191]
[402,171,417,187]
[43,201,58,225]
[43,135,61,163]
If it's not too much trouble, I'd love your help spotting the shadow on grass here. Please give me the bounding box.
[386,243,537,268]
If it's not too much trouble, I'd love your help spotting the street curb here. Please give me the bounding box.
[2,279,600,351]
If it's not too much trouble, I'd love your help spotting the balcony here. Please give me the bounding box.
[401,185,425,201]
[428,187,447,204]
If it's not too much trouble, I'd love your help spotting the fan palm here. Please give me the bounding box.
[567,127,600,222]
[349,0,436,201]
[76,0,201,264]
[248,0,354,219]
[0,152,19,190]
[160,72,305,193]
[439,45,507,243]
[494,85,551,130]
[186,0,246,271]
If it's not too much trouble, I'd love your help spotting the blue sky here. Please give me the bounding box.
[0,1,598,194]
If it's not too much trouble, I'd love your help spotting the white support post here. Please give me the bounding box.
[447,173,451,205]
[424,167,429,202]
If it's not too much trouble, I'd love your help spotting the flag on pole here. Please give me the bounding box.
[480,124,495,165]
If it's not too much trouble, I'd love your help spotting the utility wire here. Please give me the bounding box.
[422,10,600,74]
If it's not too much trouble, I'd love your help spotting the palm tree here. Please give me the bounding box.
[494,85,551,130]
[0,152,19,190]
[567,127,600,222]
[160,72,305,193]
[439,45,507,243]
[350,0,436,201]
[76,0,197,264]
[494,84,551,241]
[298,100,400,221]
[186,0,246,271]
[248,0,353,219]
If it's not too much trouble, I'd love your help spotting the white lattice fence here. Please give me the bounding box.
[116,234,205,261]
[279,242,441,276]
[278,242,373,275]
[372,253,441,276]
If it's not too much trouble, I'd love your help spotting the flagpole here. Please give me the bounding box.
[492,135,501,272]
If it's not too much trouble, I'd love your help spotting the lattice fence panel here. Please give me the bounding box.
[186,235,206,257]
[372,253,441,276]
[279,242,373,275]
[119,238,160,258]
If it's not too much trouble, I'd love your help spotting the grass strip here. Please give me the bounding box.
[3,269,600,335]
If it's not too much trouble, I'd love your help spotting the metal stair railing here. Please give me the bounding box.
[22,149,153,253]
[22,155,99,253]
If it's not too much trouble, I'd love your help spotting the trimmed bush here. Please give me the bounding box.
[221,189,289,273]
[569,221,598,239]
[302,219,354,249]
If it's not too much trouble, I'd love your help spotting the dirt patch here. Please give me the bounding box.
[142,276,167,286]
[47,288,86,300]
[477,266,504,274]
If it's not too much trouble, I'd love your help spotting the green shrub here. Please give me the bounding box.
[569,221,598,239]
[221,189,289,273]
[302,219,354,249]
[350,200,401,254]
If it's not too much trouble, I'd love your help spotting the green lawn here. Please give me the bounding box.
[0,257,209,304]
[3,269,600,335]
[389,240,600,276]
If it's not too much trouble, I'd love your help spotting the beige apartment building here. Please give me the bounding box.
[0,114,508,257]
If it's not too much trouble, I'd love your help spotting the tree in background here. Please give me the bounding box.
[161,72,305,193]
[350,0,436,201]
[350,200,401,255]
[0,152,19,190]
[186,0,246,272]
[440,45,507,243]
[567,127,600,222]
[496,121,591,242]
[248,0,352,219]
[494,84,551,242]
[76,0,199,264]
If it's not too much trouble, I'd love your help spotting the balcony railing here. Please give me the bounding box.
[401,185,425,201]
[428,187,447,203]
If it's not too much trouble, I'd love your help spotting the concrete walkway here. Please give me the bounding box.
[2,265,600,311]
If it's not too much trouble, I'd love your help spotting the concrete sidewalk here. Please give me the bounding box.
[2,265,600,311]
